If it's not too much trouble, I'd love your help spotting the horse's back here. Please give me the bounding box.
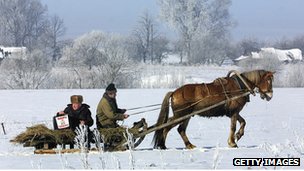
[171,78,245,113]
[173,83,210,102]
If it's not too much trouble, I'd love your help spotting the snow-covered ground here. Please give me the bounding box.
[0,88,303,169]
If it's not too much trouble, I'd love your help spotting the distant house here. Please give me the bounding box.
[235,47,303,63]
[0,46,27,59]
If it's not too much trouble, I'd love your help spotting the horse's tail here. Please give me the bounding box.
[152,91,173,148]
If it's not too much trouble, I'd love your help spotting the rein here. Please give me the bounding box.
[129,107,161,116]
[127,104,161,111]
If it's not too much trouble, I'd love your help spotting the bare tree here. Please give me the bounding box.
[47,15,66,62]
[132,11,157,63]
[130,11,170,64]
[238,38,264,56]
[153,36,170,63]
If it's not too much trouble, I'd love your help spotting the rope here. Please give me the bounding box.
[127,104,161,111]
[129,107,161,116]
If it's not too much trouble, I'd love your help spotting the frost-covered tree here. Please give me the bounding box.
[58,31,105,88]
[96,33,136,87]
[191,0,234,65]
[158,0,234,64]
[238,52,282,72]
[0,0,66,56]
[0,50,51,89]
[0,0,49,50]
[158,0,209,62]
[61,31,105,69]
[58,31,137,88]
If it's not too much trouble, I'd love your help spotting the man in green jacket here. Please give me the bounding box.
[96,83,129,129]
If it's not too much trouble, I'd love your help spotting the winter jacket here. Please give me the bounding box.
[96,93,126,129]
[61,103,94,131]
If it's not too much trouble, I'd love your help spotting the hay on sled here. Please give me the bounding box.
[11,124,75,148]
[98,127,141,151]
[53,129,75,144]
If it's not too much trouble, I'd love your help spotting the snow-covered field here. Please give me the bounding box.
[0,87,303,169]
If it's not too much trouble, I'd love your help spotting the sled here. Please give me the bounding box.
[11,118,148,154]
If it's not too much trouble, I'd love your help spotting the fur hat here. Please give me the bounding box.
[70,95,83,104]
[106,83,117,92]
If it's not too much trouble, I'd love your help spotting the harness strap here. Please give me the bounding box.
[232,76,242,90]
[218,78,229,100]
[203,83,210,97]
[227,70,256,96]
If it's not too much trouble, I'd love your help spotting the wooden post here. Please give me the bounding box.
[1,122,6,135]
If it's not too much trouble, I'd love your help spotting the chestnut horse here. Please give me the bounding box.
[152,70,274,149]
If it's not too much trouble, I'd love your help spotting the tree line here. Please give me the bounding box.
[0,0,304,89]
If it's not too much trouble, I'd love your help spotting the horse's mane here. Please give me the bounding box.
[241,70,267,85]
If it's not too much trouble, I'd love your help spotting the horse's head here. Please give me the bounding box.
[241,70,275,101]
[256,71,275,101]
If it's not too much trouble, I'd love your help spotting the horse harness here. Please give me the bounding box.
[177,74,250,113]
[176,70,268,113]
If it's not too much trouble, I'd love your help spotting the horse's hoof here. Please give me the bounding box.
[186,144,197,149]
[155,145,167,150]
[228,143,238,148]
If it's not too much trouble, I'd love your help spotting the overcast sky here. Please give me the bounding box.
[41,0,304,41]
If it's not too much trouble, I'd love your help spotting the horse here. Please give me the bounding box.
[152,70,275,149]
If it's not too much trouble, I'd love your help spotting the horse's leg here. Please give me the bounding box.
[158,117,177,149]
[177,118,196,149]
[235,114,246,141]
[228,113,238,148]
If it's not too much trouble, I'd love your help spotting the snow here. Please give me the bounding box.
[0,87,303,169]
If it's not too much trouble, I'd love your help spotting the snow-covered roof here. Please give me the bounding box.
[234,55,249,61]
[0,46,27,59]
[236,47,303,62]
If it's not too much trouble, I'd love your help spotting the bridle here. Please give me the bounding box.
[240,71,274,100]
[228,70,273,100]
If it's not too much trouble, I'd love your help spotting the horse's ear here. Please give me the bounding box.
[272,71,276,75]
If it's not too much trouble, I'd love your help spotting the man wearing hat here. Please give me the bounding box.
[96,83,129,129]
[57,95,94,131]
